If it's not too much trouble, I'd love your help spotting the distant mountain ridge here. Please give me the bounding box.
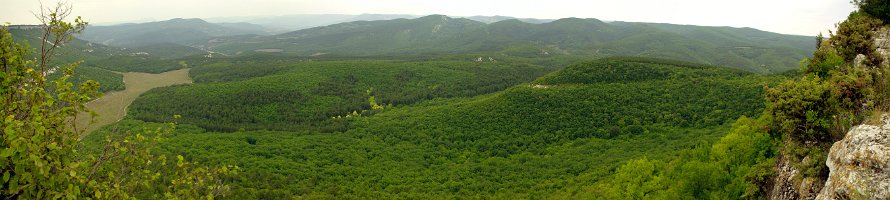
[72,14,814,73]
[205,14,552,33]
[9,26,133,62]
[206,14,422,33]
[78,18,270,48]
[466,15,554,24]
[204,15,813,73]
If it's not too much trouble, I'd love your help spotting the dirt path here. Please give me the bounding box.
[75,68,192,134]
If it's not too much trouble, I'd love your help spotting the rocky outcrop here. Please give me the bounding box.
[875,27,890,67]
[770,154,823,200]
[856,27,890,68]
[815,114,890,200]
[815,25,890,200]
[770,27,890,200]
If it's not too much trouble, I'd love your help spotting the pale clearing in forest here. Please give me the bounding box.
[75,68,192,134]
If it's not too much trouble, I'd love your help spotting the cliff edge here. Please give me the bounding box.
[816,114,890,200]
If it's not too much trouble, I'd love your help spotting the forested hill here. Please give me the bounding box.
[8,26,130,92]
[79,18,270,47]
[9,26,131,63]
[204,15,814,73]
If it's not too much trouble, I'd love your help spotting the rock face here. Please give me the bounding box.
[876,27,890,67]
[770,155,822,200]
[815,115,890,200]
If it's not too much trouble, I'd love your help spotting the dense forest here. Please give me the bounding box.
[82,57,784,198]
[4,0,890,199]
[128,59,553,131]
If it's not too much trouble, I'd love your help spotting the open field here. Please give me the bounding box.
[75,68,192,134]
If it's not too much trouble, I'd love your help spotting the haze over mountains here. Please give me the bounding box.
[205,14,423,33]
[78,18,270,47]
[78,14,814,73]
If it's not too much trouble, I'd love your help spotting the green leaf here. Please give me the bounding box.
[2,171,8,183]
[0,148,12,158]
[177,155,185,167]
[9,176,17,190]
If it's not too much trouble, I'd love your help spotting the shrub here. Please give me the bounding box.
[765,76,836,142]
[831,12,883,65]
[853,0,890,22]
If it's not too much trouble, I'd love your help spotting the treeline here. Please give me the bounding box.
[84,55,185,73]
[47,66,124,92]
[128,59,552,132]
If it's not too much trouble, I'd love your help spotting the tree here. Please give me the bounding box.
[1,2,95,198]
[1,2,235,199]
[831,11,884,66]
[853,0,890,21]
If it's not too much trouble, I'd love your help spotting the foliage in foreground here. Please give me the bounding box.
[734,7,890,198]
[853,0,890,22]
[0,9,233,199]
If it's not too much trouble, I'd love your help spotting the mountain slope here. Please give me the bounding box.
[79,18,269,47]
[11,26,187,74]
[206,15,814,73]
[8,26,128,92]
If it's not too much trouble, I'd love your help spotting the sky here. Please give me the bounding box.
[1,0,856,36]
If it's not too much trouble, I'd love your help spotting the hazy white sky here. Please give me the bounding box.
[2,0,856,36]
